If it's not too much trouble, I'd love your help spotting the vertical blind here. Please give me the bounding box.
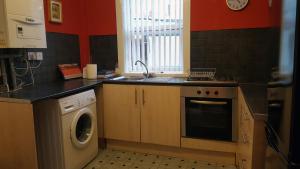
[122,0,184,73]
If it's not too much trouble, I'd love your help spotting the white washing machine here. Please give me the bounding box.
[34,90,98,169]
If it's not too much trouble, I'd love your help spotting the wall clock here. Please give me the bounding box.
[226,0,249,11]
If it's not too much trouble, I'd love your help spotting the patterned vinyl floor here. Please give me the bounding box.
[83,149,237,169]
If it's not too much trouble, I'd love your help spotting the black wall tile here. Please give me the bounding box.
[0,33,81,84]
[29,32,81,84]
[90,35,118,71]
[191,28,280,83]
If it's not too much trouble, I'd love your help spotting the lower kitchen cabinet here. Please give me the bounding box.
[103,84,141,142]
[103,84,181,147]
[0,102,38,169]
[140,85,181,147]
[237,88,266,169]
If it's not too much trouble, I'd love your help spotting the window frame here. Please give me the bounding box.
[116,0,190,77]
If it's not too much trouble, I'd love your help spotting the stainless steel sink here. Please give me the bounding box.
[143,77,173,82]
[111,76,145,81]
[111,76,174,82]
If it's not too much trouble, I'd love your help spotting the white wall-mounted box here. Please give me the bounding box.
[0,0,47,48]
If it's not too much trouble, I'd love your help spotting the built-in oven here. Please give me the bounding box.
[181,87,237,142]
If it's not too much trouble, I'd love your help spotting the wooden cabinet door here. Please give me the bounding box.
[103,84,141,142]
[0,102,38,169]
[237,88,255,169]
[140,85,181,147]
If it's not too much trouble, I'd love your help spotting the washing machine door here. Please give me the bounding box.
[70,107,95,149]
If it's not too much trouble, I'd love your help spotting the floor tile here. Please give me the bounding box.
[83,149,237,169]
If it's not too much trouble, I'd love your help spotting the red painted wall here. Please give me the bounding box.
[43,0,82,34]
[87,0,117,35]
[44,0,279,67]
[191,0,274,31]
[43,0,90,67]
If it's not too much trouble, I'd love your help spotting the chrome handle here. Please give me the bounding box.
[269,103,281,108]
[135,88,137,105]
[190,100,227,105]
[142,89,145,105]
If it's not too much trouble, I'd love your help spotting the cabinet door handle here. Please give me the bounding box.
[242,133,249,144]
[135,88,137,105]
[242,108,250,121]
[240,159,246,169]
[142,89,145,105]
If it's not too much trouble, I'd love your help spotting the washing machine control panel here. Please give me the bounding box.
[59,90,96,114]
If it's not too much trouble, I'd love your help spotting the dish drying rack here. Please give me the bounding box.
[188,68,216,80]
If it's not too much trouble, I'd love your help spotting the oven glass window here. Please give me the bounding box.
[185,98,232,141]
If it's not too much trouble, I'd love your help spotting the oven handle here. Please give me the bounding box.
[190,100,228,105]
[269,103,282,108]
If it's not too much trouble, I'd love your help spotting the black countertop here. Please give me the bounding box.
[0,79,103,103]
[104,77,239,87]
[0,77,267,120]
[239,83,268,120]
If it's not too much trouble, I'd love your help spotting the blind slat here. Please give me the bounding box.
[123,0,184,73]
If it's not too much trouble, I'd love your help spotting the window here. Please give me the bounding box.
[116,0,190,75]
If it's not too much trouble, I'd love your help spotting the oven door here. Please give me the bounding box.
[182,97,233,141]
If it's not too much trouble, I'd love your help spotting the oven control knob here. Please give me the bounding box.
[197,90,202,95]
[214,91,219,95]
[206,91,210,95]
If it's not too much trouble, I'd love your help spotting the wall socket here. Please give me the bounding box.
[28,52,43,60]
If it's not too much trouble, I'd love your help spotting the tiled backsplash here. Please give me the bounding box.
[191,28,280,83]
[90,35,118,71]
[0,33,81,84]
[1,28,280,84]
[90,28,279,83]
[27,32,81,84]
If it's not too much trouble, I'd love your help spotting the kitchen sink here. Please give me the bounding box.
[143,77,173,82]
[111,76,145,81]
[111,76,174,82]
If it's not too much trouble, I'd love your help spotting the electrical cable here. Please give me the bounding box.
[28,61,35,85]
[30,60,42,69]
[14,58,30,77]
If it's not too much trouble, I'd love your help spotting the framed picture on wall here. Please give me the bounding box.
[49,0,63,23]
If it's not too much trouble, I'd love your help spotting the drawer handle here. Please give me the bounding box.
[190,100,227,105]
[135,88,137,105]
[142,89,145,105]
